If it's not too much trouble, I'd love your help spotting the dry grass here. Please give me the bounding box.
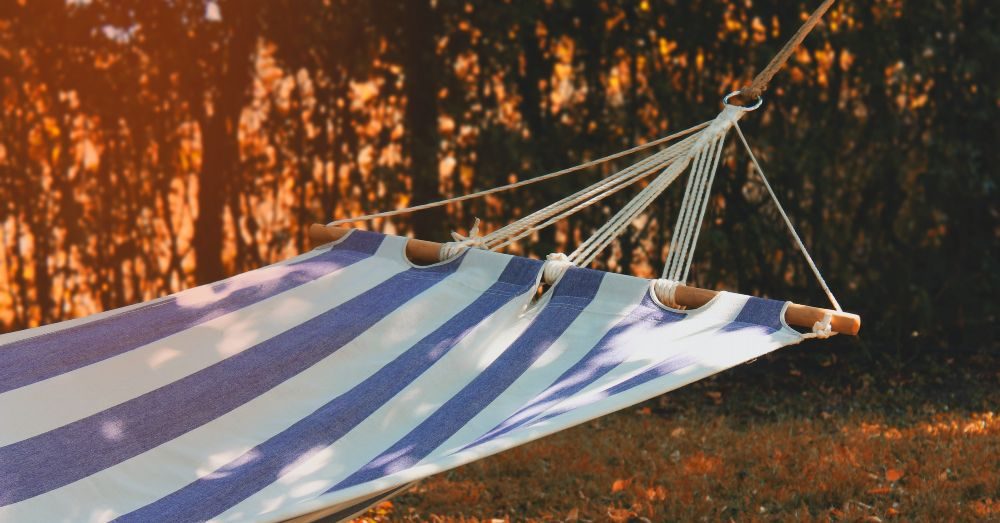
[353,349,999,522]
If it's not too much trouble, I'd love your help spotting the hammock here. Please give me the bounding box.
[1,2,859,521]
[2,229,810,522]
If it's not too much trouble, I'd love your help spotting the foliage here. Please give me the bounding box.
[0,0,996,351]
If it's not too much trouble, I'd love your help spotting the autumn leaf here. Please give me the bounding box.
[606,507,635,522]
[886,468,904,482]
[868,486,892,495]
[611,478,631,492]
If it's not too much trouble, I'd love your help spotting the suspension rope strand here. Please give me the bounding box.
[680,133,728,282]
[328,122,709,227]
[479,134,697,249]
[663,146,706,278]
[733,122,842,312]
[670,137,716,279]
[487,152,679,251]
[666,132,719,280]
[572,152,695,266]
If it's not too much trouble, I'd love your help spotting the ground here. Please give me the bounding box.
[352,346,998,522]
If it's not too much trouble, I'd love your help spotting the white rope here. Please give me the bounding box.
[732,122,842,312]
[663,146,706,279]
[652,278,683,308]
[541,252,574,283]
[485,133,702,251]
[482,131,703,247]
[572,155,693,266]
[570,106,743,269]
[664,139,717,280]
[480,137,691,249]
[803,312,834,339]
[440,217,485,259]
[663,107,743,281]
[679,133,727,282]
[327,122,710,227]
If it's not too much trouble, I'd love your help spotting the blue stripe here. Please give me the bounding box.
[721,296,786,334]
[468,298,789,447]
[469,351,701,448]
[0,249,462,507]
[326,268,605,494]
[116,257,542,523]
[465,293,685,448]
[0,231,385,394]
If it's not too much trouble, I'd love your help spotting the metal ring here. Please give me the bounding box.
[723,90,763,111]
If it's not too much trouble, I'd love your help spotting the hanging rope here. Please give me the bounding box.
[322,0,843,323]
[663,132,727,282]
[738,0,836,101]
[327,122,708,227]
[481,133,699,249]
[327,0,837,232]
[732,122,842,312]
[436,131,703,257]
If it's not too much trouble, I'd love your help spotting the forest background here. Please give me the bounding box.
[2,1,998,520]
[1,0,995,353]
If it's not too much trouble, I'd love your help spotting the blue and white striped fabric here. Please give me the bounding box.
[0,230,803,522]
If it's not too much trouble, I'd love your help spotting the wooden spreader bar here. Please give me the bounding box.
[309,224,860,336]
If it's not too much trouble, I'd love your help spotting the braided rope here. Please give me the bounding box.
[327,123,708,228]
[733,122,842,312]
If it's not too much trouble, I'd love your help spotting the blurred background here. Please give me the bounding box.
[0,0,995,355]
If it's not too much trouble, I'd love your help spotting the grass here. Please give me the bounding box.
[354,347,999,522]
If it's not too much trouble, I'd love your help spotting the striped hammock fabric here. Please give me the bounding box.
[0,230,804,522]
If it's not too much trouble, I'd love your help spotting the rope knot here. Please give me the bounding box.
[808,312,835,339]
[441,218,486,259]
[652,278,684,309]
[542,252,574,284]
[450,218,484,246]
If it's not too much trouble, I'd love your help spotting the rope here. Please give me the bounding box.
[570,106,743,268]
[480,133,698,249]
[327,122,709,227]
[571,146,696,266]
[732,122,842,312]
[803,312,834,339]
[740,0,836,101]
[323,0,843,329]
[663,146,706,279]
[483,132,703,251]
[327,0,837,229]
[663,132,727,282]
[652,278,683,308]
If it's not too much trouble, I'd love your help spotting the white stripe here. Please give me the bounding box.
[504,299,802,431]
[249,270,649,521]
[0,237,401,446]
[217,252,541,522]
[257,295,800,523]
[0,245,329,347]
[430,271,650,458]
[556,290,749,402]
[0,237,511,522]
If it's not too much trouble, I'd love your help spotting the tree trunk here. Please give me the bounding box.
[193,5,258,285]
[401,0,447,241]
